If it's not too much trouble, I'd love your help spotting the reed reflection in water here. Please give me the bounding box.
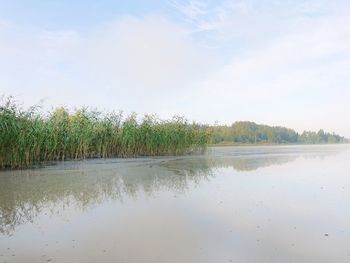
[1,145,349,263]
[0,145,342,235]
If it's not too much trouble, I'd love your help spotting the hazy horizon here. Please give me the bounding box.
[1,0,349,137]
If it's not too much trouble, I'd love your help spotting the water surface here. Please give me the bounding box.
[1,145,350,262]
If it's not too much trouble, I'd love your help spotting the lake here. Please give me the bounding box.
[1,145,350,263]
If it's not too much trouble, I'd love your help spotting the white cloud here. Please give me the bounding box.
[181,12,350,136]
[0,15,218,114]
[1,2,350,137]
[84,16,215,95]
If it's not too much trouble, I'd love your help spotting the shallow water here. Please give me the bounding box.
[1,145,350,263]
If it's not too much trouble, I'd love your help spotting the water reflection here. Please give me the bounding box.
[162,155,297,173]
[0,145,345,235]
[0,161,214,235]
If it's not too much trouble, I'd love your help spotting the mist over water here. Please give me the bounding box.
[1,145,350,263]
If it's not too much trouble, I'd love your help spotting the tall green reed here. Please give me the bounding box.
[0,98,208,169]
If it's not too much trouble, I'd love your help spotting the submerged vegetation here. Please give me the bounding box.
[0,98,208,169]
[210,121,349,145]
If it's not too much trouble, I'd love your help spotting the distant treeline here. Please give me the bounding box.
[0,98,208,169]
[209,121,349,145]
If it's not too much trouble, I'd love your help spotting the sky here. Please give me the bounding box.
[0,0,349,137]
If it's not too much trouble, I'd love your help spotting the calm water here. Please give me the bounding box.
[1,145,350,263]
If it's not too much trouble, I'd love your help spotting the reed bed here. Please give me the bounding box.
[0,98,209,169]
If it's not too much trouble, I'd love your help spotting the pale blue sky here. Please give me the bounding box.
[1,0,349,136]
